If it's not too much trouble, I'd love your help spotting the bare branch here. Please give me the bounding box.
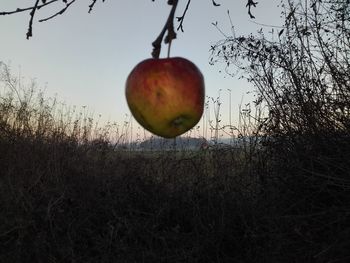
[246,0,258,19]
[0,0,105,39]
[152,0,179,59]
[26,0,40,39]
[212,0,221,7]
[89,0,105,13]
[88,0,98,13]
[38,0,77,22]
[176,0,191,32]
[1,0,258,40]
[0,0,58,16]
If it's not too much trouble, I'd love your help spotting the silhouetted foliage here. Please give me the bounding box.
[211,0,349,140]
[211,1,350,261]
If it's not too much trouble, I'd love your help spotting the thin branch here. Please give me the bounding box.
[176,0,191,32]
[26,0,40,39]
[38,0,76,22]
[246,0,258,19]
[89,0,98,13]
[1,0,258,41]
[152,0,179,59]
[249,20,285,29]
[211,21,228,38]
[89,0,105,13]
[0,0,104,39]
[0,0,58,16]
[212,0,221,7]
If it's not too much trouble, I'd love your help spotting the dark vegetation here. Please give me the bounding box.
[1,0,350,262]
[0,65,270,262]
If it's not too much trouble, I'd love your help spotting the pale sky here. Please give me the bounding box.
[0,0,282,139]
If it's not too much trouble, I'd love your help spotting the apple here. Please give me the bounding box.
[125,57,205,138]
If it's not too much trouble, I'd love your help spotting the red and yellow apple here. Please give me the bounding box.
[125,57,205,138]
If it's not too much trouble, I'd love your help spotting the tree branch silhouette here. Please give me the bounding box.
[0,0,58,16]
[88,0,106,14]
[152,0,179,59]
[0,0,105,39]
[38,0,77,23]
[26,0,40,39]
[0,0,258,40]
[176,0,191,32]
[246,0,258,19]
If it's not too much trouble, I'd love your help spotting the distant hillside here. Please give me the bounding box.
[115,136,262,151]
[139,137,208,151]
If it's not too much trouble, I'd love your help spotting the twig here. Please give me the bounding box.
[88,0,98,13]
[89,0,105,13]
[176,0,191,32]
[212,0,221,7]
[1,0,258,40]
[26,0,40,39]
[152,0,179,59]
[0,0,104,39]
[248,19,285,29]
[39,0,77,22]
[0,0,58,16]
[246,0,258,19]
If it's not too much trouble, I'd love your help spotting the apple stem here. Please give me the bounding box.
[152,0,178,59]
[167,40,172,58]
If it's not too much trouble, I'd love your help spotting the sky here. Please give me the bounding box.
[0,0,282,139]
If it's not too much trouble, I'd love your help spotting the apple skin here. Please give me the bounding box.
[125,57,205,138]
